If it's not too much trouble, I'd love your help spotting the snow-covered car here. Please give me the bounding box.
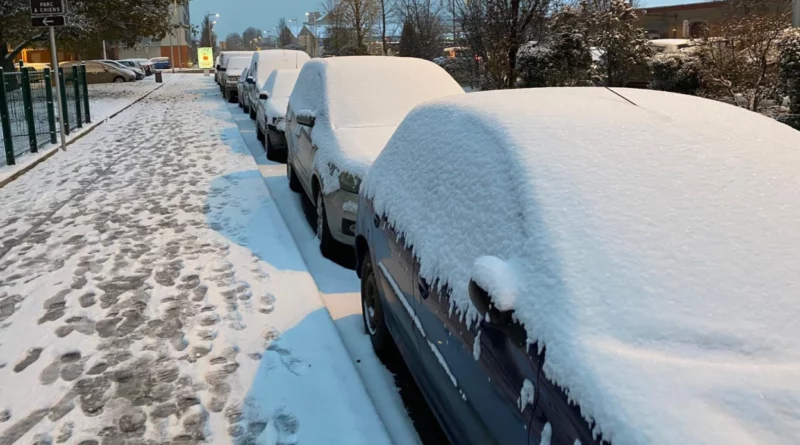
[101,60,144,80]
[237,67,250,109]
[243,50,309,119]
[256,69,300,161]
[354,87,800,445]
[221,56,252,102]
[214,56,221,84]
[60,61,135,83]
[285,56,464,256]
[216,51,254,91]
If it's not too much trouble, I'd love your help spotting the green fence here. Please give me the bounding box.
[0,64,90,166]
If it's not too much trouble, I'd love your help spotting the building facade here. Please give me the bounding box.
[118,2,192,66]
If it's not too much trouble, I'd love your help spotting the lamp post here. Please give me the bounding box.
[205,12,220,56]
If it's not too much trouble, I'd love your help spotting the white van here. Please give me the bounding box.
[243,50,310,117]
[216,51,253,88]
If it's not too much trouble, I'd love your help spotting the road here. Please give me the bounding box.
[0,76,396,445]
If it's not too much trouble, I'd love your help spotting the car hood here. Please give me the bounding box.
[312,124,397,186]
[266,97,289,121]
[227,69,244,77]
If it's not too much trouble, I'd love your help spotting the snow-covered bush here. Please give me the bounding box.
[517,33,593,87]
[591,0,653,87]
[778,28,800,117]
[434,56,476,86]
[649,52,703,95]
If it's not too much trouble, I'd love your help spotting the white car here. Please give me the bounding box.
[255,69,300,161]
[238,67,250,108]
[216,51,253,90]
[100,60,143,80]
[285,56,464,255]
[221,56,252,102]
[243,50,309,119]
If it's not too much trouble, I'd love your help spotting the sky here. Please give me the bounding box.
[190,0,706,40]
[190,0,322,39]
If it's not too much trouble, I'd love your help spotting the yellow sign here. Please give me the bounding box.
[198,47,213,69]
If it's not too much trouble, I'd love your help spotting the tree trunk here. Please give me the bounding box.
[381,0,388,55]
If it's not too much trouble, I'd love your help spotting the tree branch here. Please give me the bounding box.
[3,31,49,63]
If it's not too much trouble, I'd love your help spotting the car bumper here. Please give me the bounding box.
[323,188,359,245]
[224,83,238,93]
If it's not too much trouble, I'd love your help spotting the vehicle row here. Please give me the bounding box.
[216,51,800,445]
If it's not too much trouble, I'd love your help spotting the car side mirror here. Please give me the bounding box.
[259,92,268,100]
[469,280,528,347]
[246,76,255,85]
[219,67,226,72]
[296,114,315,127]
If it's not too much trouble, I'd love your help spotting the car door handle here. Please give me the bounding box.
[418,277,430,299]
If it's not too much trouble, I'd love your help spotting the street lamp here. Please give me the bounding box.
[205,12,220,56]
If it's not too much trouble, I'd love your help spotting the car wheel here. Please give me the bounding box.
[361,255,392,357]
[266,130,278,161]
[243,104,250,113]
[238,96,243,108]
[287,157,302,193]
[315,188,336,258]
[113,76,125,83]
[256,125,265,142]
[249,108,256,120]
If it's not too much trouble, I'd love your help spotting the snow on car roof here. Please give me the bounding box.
[362,87,800,445]
[225,56,251,70]
[289,56,463,180]
[251,50,310,91]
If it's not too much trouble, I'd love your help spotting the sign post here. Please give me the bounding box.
[31,0,67,151]
[198,47,213,76]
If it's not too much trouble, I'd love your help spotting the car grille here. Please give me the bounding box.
[228,76,239,82]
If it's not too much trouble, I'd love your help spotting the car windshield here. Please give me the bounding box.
[226,57,250,71]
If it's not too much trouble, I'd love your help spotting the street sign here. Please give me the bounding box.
[30,0,67,16]
[198,47,214,69]
[31,15,66,27]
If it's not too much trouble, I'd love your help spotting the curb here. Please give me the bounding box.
[0,83,165,190]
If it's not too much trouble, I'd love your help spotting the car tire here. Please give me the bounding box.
[361,255,392,357]
[265,130,278,161]
[249,108,256,120]
[113,76,125,83]
[256,125,265,142]
[287,157,302,193]
[243,103,250,114]
[238,97,243,108]
[315,188,336,258]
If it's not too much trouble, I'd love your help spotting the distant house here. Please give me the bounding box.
[634,0,791,39]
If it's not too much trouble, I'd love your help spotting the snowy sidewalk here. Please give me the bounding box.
[0,76,392,444]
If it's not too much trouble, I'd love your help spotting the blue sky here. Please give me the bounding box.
[190,0,701,40]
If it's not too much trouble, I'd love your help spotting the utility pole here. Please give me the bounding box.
[50,28,66,152]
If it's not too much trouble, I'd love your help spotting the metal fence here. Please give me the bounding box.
[0,64,91,167]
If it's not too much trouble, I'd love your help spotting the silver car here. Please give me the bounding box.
[237,67,249,109]
[285,57,464,256]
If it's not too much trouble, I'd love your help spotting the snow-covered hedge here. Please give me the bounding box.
[649,52,703,95]
[778,28,800,119]
[516,34,594,88]
[433,56,475,86]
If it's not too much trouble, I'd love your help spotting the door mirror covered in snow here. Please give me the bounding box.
[246,76,255,84]
[296,114,315,127]
[469,279,527,346]
[259,92,268,100]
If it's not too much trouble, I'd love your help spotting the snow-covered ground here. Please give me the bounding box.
[226,103,425,445]
[0,75,391,444]
[0,79,162,182]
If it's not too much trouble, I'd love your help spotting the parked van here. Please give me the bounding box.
[243,50,310,118]
[216,51,254,88]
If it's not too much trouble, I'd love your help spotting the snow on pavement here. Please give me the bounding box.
[0,75,391,445]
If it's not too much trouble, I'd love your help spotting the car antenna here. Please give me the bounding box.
[605,87,638,106]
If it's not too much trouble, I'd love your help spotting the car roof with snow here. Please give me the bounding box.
[289,56,464,178]
[362,87,800,445]
[263,69,300,99]
[250,50,310,91]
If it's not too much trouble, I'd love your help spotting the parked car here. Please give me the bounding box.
[119,59,153,76]
[100,60,144,80]
[238,67,250,109]
[243,50,310,118]
[221,56,252,102]
[256,69,300,161]
[354,87,800,445]
[215,56,221,84]
[150,57,171,70]
[216,51,254,90]
[285,57,463,256]
[59,61,135,83]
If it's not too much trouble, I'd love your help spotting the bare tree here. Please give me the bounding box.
[379,0,391,55]
[277,18,295,47]
[697,0,790,111]
[396,0,446,59]
[322,0,354,55]
[224,33,244,50]
[457,0,553,89]
[340,0,379,53]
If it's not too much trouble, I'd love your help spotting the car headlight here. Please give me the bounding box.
[339,171,361,193]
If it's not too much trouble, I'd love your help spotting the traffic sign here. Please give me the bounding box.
[30,0,67,16]
[31,15,66,27]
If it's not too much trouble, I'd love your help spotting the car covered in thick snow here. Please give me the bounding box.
[355,87,800,445]
[216,51,253,88]
[285,56,464,256]
[255,69,301,161]
[243,50,309,119]
[237,67,250,109]
[221,56,252,102]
